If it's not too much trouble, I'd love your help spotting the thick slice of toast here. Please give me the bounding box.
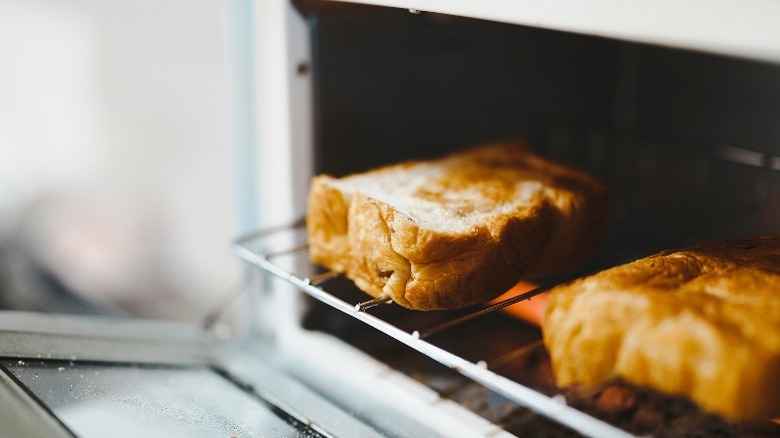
[543,235,780,419]
[306,141,608,310]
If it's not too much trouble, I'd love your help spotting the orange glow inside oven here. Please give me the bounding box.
[490,281,547,327]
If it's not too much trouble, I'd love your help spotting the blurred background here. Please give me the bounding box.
[0,0,240,321]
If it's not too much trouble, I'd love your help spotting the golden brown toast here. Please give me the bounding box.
[306,141,608,310]
[544,235,780,419]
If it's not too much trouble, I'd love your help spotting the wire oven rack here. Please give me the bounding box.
[230,219,635,438]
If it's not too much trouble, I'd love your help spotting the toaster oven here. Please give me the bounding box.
[2,0,780,436]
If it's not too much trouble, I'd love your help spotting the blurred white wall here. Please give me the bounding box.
[0,0,239,320]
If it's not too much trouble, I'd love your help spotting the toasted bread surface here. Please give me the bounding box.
[307,141,607,311]
[543,235,780,419]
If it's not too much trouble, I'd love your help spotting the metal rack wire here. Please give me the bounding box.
[230,219,635,438]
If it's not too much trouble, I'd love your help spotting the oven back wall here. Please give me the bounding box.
[308,6,619,176]
[305,2,780,254]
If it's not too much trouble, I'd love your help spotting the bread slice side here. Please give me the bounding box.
[307,141,608,310]
[543,235,780,419]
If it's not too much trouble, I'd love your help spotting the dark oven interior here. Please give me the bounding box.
[281,1,780,436]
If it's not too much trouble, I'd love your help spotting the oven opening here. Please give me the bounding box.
[231,2,780,435]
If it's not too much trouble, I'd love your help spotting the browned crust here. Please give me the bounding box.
[307,140,608,310]
[543,235,780,420]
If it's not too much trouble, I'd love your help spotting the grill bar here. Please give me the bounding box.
[415,285,549,339]
[265,244,310,260]
[231,222,634,438]
[305,271,340,286]
[485,340,546,369]
[354,296,393,311]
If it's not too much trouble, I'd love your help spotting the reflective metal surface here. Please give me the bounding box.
[3,359,322,438]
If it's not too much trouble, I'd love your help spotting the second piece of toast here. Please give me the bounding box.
[543,235,780,419]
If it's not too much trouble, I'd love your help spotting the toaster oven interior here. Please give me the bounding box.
[236,1,780,436]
